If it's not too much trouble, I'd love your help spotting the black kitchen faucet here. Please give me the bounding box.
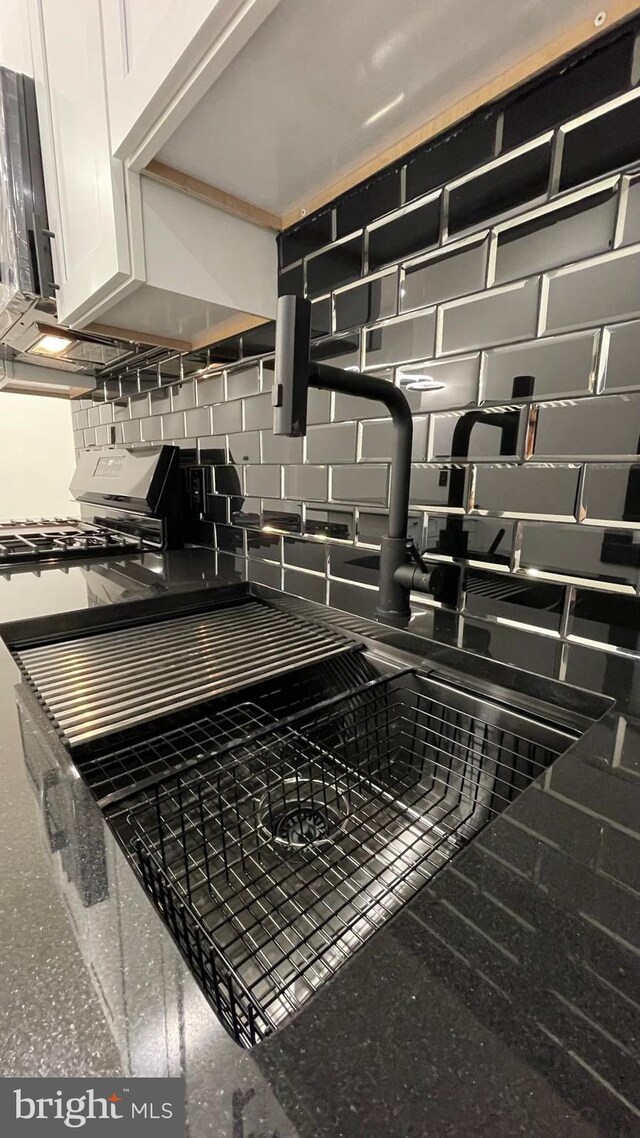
[272,295,459,627]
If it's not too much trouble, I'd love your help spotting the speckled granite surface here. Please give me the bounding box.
[0,551,638,1137]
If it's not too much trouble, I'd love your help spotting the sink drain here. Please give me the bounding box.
[257,778,348,851]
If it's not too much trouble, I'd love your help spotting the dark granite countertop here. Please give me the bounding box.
[0,551,638,1137]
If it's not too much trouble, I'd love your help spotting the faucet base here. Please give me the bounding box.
[375,536,412,627]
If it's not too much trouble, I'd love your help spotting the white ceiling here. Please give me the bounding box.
[158,0,600,216]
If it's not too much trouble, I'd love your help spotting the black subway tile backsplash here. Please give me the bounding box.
[334,271,397,331]
[197,375,224,406]
[278,261,304,297]
[280,210,333,267]
[464,568,565,633]
[245,464,280,497]
[544,247,640,333]
[410,464,468,510]
[331,464,388,504]
[622,177,640,245]
[117,421,137,444]
[248,559,281,589]
[367,195,441,270]
[462,617,559,677]
[232,497,261,529]
[283,537,326,573]
[329,544,380,587]
[213,464,243,498]
[305,506,354,541]
[483,331,598,403]
[425,515,514,565]
[570,587,640,651]
[559,91,640,191]
[247,530,281,562]
[364,309,436,368]
[226,363,260,399]
[306,233,363,297]
[405,112,497,201]
[261,431,303,464]
[243,392,272,431]
[215,523,246,554]
[227,431,260,464]
[145,412,171,439]
[310,296,332,336]
[335,168,401,238]
[149,386,172,414]
[399,353,480,413]
[283,464,328,501]
[360,416,428,462]
[533,393,640,459]
[242,322,276,359]
[401,235,489,312]
[503,32,636,149]
[83,21,640,674]
[185,406,211,437]
[494,186,617,284]
[440,278,539,354]
[355,510,423,549]
[582,463,640,525]
[261,499,302,535]
[212,400,242,434]
[472,462,580,520]
[447,139,552,236]
[307,422,357,463]
[431,406,527,462]
[329,578,379,619]
[603,319,640,391]
[283,568,326,605]
[310,332,360,370]
[519,521,640,588]
[140,416,162,442]
[130,393,149,418]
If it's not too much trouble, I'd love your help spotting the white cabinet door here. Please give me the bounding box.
[29,0,131,327]
[100,0,280,166]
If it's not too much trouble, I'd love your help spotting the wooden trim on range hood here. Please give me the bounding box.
[142,160,283,231]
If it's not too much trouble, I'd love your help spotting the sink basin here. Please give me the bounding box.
[117,649,575,1047]
[8,592,592,1049]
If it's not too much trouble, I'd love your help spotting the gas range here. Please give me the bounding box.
[0,519,142,569]
[1,445,183,573]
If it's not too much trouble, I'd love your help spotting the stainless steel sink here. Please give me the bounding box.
[120,649,576,1047]
[10,594,586,1049]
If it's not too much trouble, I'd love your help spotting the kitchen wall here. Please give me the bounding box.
[0,0,33,73]
[1,393,78,518]
[73,17,640,690]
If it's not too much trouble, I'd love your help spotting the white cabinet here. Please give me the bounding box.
[28,0,131,328]
[28,0,278,345]
[100,0,280,168]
